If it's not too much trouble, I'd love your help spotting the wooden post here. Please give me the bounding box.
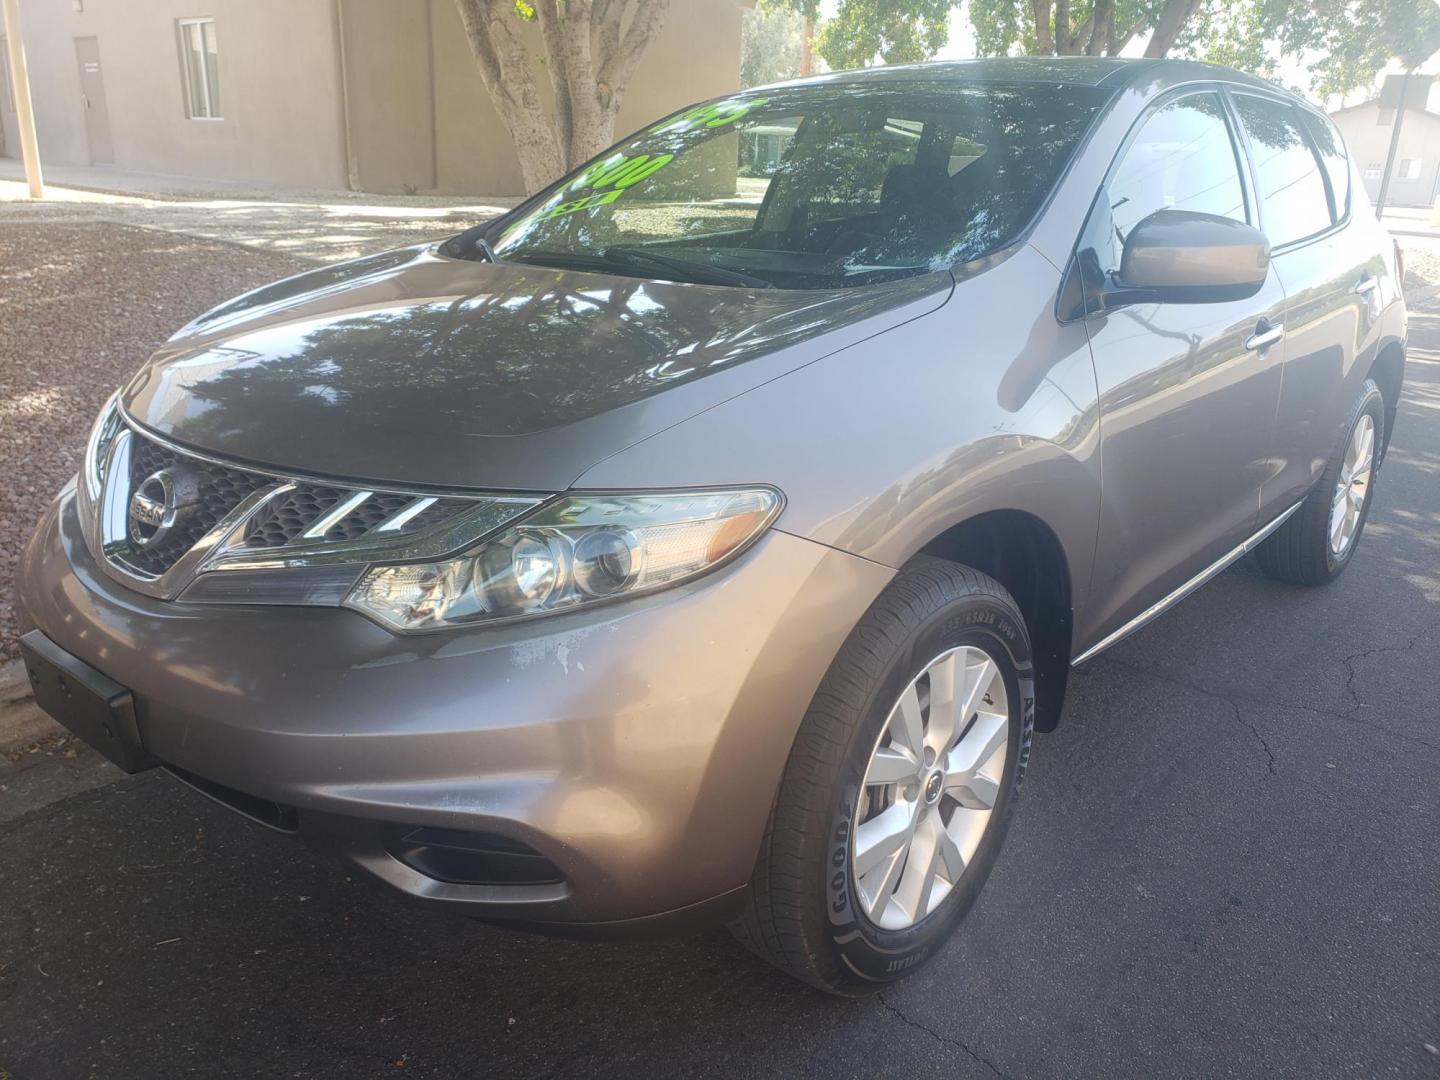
[2,0,44,198]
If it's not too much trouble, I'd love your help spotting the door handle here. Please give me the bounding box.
[1353,275,1379,295]
[1245,321,1284,352]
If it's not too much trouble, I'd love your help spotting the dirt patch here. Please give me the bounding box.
[0,221,307,659]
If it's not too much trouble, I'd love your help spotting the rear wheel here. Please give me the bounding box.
[1257,379,1385,585]
[730,558,1034,995]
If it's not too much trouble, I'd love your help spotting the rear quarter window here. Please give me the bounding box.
[1233,94,1333,247]
[1300,110,1352,222]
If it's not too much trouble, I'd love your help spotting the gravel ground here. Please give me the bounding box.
[0,222,307,660]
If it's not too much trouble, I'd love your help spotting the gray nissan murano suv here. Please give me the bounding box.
[17,57,1407,994]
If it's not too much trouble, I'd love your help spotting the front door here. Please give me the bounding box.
[1076,89,1288,648]
[73,37,113,165]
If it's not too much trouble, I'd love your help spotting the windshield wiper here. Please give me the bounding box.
[602,246,775,289]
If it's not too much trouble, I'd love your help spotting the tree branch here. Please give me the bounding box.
[597,0,671,108]
[1111,14,1146,54]
[1143,0,1202,57]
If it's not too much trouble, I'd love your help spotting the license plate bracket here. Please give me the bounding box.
[18,630,157,773]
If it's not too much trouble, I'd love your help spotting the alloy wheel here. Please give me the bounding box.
[1329,412,1375,557]
[851,646,1009,931]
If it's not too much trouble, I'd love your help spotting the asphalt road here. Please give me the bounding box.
[2,317,1438,1080]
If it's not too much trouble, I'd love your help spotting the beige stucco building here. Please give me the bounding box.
[1330,97,1440,210]
[0,0,748,196]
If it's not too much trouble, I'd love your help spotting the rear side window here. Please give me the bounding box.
[1300,111,1351,222]
[1233,95,1332,247]
[1101,92,1248,272]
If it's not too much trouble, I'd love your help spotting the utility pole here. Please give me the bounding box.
[1375,69,1419,220]
[1,0,43,198]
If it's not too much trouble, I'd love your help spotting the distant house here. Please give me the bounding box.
[0,0,750,196]
[1329,97,1440,209]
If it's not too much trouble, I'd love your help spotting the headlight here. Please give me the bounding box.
[344,488,782,632]
[82,393,124,505]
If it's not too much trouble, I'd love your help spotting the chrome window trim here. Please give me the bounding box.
[83,413,548,603]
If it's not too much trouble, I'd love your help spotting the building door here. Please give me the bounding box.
[73,37,113,164]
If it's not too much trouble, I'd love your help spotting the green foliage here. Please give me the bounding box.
[766,0,955,69]
[1204,0,1440,96]
[742,4,807,87]
[813,0,954,68]
[777,0,1440,99]
[968,0,1033,57]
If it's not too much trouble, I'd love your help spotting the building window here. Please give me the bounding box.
[177,18,221,119]
[1377,107,1395,126]
[1398,158,1423,181]
[1365,163,1383,180]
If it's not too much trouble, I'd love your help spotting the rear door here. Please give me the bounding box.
[1076,89,1288,648]
[1228,93,1386,516]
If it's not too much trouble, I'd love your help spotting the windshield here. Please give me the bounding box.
[486,80,1110,290]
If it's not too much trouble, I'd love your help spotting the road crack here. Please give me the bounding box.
[1101,656,1440,755]
[1340,617,1440,716]
[877,992,1007,1078]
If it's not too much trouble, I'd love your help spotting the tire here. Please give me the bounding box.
[729,558,1035,995]
[1256,378,1385,586]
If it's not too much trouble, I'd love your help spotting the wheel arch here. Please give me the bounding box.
[916,509,1074,733]
[1366,338,1405,462]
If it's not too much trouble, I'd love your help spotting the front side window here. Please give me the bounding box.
[177,18,221,119]
[1100,92,1248,273]
[1233,94,1331,247]
[489,83,1109,289]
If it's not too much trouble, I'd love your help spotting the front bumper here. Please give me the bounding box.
[16,490,891,931]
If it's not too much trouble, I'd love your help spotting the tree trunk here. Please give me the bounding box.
[1084,0,1113,55]
[453,0,671,193]
[1032,0,1054,54]
[1054,0,1071,53]
[454,0,565,192]
[1143,0,1202,57]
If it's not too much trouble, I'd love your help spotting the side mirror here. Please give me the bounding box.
[1111,209,1270,305]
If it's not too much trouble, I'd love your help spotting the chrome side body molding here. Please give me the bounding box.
[1072,500,1304,666]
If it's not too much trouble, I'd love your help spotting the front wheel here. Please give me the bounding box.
[730,558,1034,995]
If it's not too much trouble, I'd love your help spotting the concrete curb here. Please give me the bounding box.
[0,658,61,753]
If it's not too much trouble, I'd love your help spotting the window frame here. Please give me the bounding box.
[1060,83,1258,323]
[1298,109,1352,224]
[176,16,222,121]
[1089,85,1256,259]
[1224,88,1345,253]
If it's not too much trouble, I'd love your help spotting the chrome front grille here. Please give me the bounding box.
[122,435,272,576]
[238,484,471,550]
[85,419,544,603]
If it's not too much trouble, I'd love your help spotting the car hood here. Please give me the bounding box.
[121,244,952,491]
